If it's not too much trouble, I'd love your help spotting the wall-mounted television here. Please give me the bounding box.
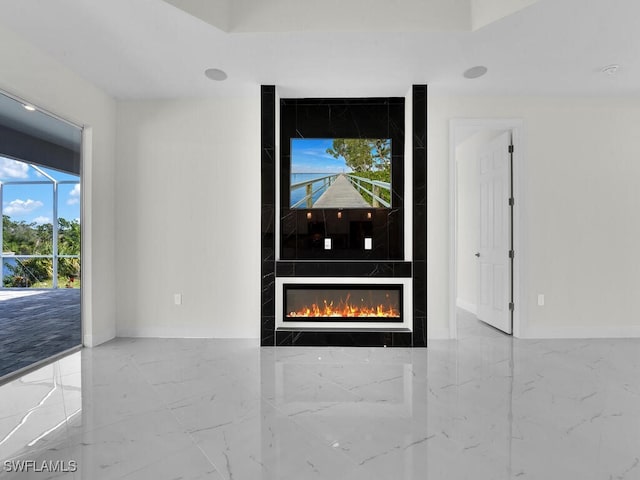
[290,138,392,209]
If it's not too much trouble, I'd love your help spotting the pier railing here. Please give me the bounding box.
[345,174,391,207]
[291,174,339,208]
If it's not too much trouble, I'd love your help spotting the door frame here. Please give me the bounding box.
[449,118,526,338]
[0,87,87,347]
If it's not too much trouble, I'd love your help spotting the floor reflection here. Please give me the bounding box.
[259,347,428,480]
[0,351,81,466]
[1,317,640,479]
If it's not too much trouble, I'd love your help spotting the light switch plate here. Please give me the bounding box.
[364,237,372,250]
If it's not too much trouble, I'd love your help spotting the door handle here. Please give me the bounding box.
[475,252,480,257]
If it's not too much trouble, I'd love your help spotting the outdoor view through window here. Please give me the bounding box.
[2,158,80,289]
[0,91,82,379]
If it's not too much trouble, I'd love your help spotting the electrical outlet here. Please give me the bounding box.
[324,238,332,250]
[364,237,372,250]
[174,293,183,305]
[537,294,544,306]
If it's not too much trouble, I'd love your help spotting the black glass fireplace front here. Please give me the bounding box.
[283,284,403,323]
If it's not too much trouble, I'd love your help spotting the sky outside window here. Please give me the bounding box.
[1,157,80,225]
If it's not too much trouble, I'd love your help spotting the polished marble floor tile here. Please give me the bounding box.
[2,310,640,479]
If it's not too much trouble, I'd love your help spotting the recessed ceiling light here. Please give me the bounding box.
[204,68,228,81]
[23,104,36,111]
[601,64,619,75]
[463,66,488,79]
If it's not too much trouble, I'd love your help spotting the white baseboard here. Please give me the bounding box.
[522,325,640,339]
[83,331,116,348]
[116,326,260,341]
[456,298,477,315]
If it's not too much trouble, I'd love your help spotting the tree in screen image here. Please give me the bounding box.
[326,139,391,173]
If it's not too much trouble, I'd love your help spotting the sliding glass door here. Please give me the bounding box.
[0,91,82,379]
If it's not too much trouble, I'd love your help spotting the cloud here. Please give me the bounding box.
[32,216,52,225]
[298,148,335,160]
[0,158,29,179]
[67,184,80,205]
[4,199,44,216]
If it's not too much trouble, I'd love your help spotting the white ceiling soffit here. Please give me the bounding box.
[162,0,230,31]
[471,0,540,31]
[162,0,539,32]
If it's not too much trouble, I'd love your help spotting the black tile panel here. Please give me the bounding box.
[261,86,277,340]
[412,207,426,262]
[413,317,427,348]
[412,85,427,149]
[261,205,275,236]
[412,260,426,315]
[387,208,404,259]
[412,85,428,346]
[413,179,426,209]
[276,330,411,347]
[261,246,274,263]
[391,332,412,347]
[261,86,276,150]
[261,317,275,346]
[261,86,428,348]
[280,97,404,261]
[279,208,403,261]
[275,261,412,278]
[261,262,275,317]
[412,148,426,207]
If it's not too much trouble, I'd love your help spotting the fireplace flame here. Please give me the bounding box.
[287,295,400,318]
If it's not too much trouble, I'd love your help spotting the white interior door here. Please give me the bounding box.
[477,131,512,334]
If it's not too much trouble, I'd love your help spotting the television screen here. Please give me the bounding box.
[290,138,392,209]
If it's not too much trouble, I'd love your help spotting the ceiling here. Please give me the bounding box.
[0,92,82,151]
[161,0,539,33]
[0,0,638,99]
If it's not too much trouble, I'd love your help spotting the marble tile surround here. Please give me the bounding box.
[2,311,640,479]
[261,86,428,346]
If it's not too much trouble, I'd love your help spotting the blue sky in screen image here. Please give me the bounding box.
[291,138,352,173]
[0,157,80,225]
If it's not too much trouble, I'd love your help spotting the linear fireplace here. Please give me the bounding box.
[276,278,412,331]
[284,284,403,322]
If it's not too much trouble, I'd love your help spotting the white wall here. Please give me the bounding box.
[115,97,261,338]
[430,95,640,338]
[0,26,117,347]
[117,94,640,341]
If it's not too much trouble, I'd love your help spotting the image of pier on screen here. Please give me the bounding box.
[290,138,392,209]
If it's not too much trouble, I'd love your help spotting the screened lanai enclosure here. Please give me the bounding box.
[0,91,82,379]
[2,162,80,288]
